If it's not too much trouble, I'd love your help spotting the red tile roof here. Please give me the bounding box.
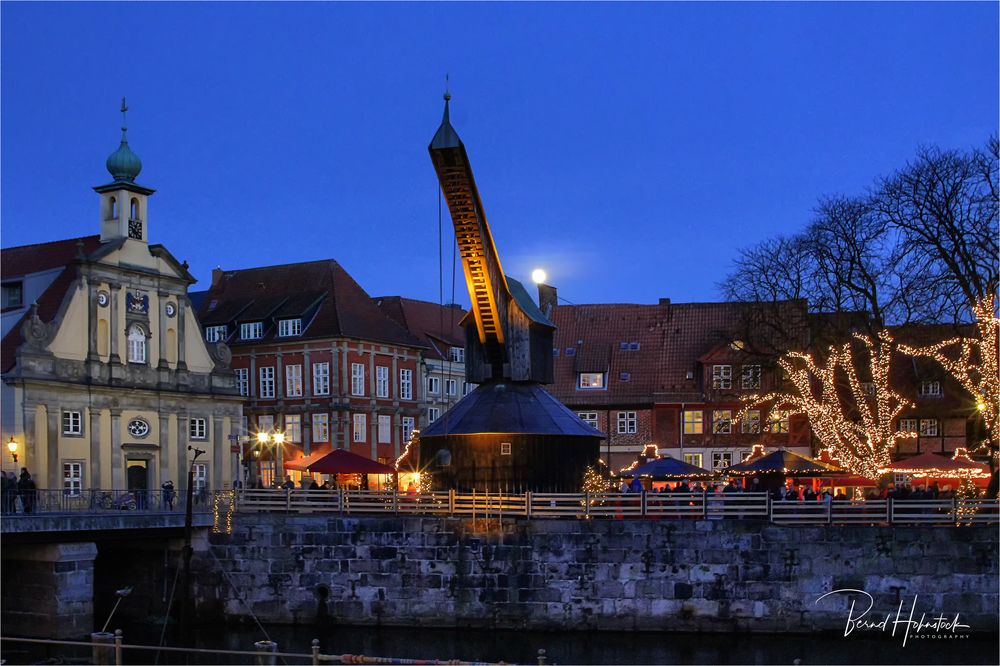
[548,300,810,407]
[1,236,103,373]
[196,260,426,349]
[374,296,466,360]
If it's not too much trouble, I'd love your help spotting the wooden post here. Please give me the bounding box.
[311,639,321,665]
[114,629,123,666]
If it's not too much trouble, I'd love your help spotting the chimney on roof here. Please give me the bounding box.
[659,298,671,305]
[212,267,224,288]
[538,283,557,317]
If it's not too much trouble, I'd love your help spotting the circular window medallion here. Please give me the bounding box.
[127,418,150,439]
[97,291,110,307]
[165,302,176,318]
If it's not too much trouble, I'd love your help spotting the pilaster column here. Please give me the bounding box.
[391,355,399,401]
[331,411,341,450]
[110,409,123,489]
[303,417,312,456]
[87,282,99,361]
[341,347,349,400]
[212,413,224,490]
[276,352,284,400]
[20,404,37,479]
[330,342,341,396]
[393,413,401,458]
[176,295,188,370]
[370,411,378,460]
[108,282,121,363]
[303,349,312,398]
[89,408,102,489]
[158,411,171,485]
[368,349,376,398]
[177,413,188,493]
[46,407,59,489]
[250,353,257,399]
[157,291,170,369]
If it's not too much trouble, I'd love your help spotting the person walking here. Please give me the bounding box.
[161,480,175,510]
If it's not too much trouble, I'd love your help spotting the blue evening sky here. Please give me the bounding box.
[2,2,996,308]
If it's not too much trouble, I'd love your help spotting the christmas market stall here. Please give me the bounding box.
[881,449,992,492]
[722,446,840,493]
[285,448,397,490]
[625,455,715,491]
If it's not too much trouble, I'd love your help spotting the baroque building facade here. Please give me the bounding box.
[0,107,243,494]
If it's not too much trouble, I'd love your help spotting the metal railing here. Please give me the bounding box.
[0,488,214,516]
[237,489,999,525]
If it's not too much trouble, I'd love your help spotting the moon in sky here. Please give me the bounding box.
[531,268,547,284]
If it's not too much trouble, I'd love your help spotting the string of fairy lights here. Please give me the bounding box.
[897,297,999,462]
[738,330,916,479]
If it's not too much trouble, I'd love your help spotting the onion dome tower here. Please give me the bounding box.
[95,98,155,244]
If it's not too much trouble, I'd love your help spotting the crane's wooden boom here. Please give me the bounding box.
[429,97,554,384]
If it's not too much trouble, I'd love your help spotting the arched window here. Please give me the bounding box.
[130,198,139,220]
[127,324,146,364]
[110,197,117,219]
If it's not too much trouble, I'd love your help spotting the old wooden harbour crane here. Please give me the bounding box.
[418,94,602,492]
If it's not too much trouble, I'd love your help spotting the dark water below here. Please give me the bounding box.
[2,621,997,666]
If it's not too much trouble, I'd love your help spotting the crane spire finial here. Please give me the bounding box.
[444,73,451,102]
[120,97,129,141]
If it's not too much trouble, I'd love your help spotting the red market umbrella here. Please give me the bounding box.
[304,448,396,475]
[283,449,328,471]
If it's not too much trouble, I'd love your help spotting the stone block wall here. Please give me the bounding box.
[200,515,999,633]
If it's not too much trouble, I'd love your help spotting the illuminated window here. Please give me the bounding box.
[285,364,303,397]
[713,410,732,434]
[352,414,366,443]
[919,419,939,436]
[741,410,760,434]
[767,409,790,433]
[919,381,941,397]
[683,410,703,435]
[899,418,918,433]
[712,365,732,389]
[578,373,605,389]
[617,411,637,434]
[741,365,761,389]
[712,452,732,471]
[312,413,329,442]
[683,453,703,468]
[284,415,301,443]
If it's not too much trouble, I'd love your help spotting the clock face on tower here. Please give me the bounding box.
[97,291,109,307]
[165,302,176,318]
[128,219,143,240]
[127,418,150,438]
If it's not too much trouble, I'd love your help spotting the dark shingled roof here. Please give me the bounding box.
[196,259,426,349]
[374,296,465,361]
[420,381,605,438]
[1,235,104,373]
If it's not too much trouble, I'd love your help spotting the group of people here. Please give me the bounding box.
[1,468,36,513]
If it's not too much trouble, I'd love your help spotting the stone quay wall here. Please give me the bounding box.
[198,515,999,633]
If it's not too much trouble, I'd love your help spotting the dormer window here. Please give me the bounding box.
[919,381,941,397]
[712,365,732,389]
[278,318,302,337]
[578,372,606,389]
[449,347,465,363]
[619,341,640,351]
[241,322,263,340]
[1,282,23,309]
[205,325,227,343]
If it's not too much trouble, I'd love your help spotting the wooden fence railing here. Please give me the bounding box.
[236,490,999,525]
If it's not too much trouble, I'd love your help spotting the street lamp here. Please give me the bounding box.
[7,437,17,464]
[253,430,286,487]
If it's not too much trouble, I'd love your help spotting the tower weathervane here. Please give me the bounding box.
[120,97,128,139]
[444,74,450,102]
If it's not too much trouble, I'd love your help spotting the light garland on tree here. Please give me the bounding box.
[394,429,421,470]
[738,330,916,479]
[897,297,999,462]
[212,490,235,534]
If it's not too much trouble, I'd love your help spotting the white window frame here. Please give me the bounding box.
[712,365,732,390]
[193,463,208,491]
[449,347,465,363]
[312,362,330,396]
[400,369,413,400]
[578,372,606,390]
[402,416,415,443]
[683,453,703,469]
[62,410,83,436]
[205,325,227,343]
[258,415,274,434]
[616,411,637,435]
[278,318,302,337]
[351,363,365,396]
[578,412,599,429]
[445,378,457,396]
[63,461,84,496]
[919,381,941,397]
[500,442,512,455]
[713,410,733,434]
[741,365,761,390]
[741,410,760,434]
[427,407,440,423]
[259,366,275,399]
[241,322,263,340]
[312,413,329,442]
[235,368,249,396]
[189,417,207,440]
[378,415,392,444]
[127,324,146,364]
[285,364,303,398]
[352,414,366,443]
[767,409,790,434]
[899,418,918,433]
[683,410,703,435]
[427,376,440,395]
[376,366,389,398]
[919,419,939,437]
[284,415,301,443]
[712,452,733,471]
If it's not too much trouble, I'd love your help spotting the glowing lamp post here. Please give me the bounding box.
[7,437,17,464]
[254,431,286,487]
